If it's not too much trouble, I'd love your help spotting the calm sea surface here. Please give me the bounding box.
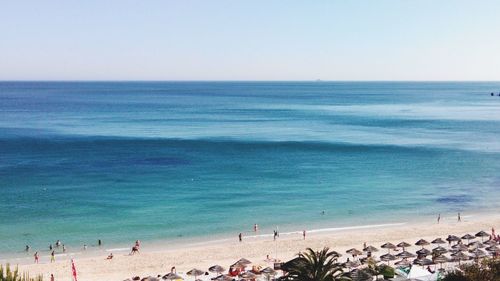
[1,81,500,258]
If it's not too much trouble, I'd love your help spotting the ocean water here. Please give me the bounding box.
[1,81,500,258]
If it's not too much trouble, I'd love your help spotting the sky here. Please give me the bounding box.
[1,0,500,81]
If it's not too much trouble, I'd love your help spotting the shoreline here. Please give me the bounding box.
[6,211,500,281]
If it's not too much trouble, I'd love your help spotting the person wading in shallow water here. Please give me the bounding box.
[238,233,242,242]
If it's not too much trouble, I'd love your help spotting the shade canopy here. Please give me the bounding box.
[396,250,416,259]
[415,239,430,246]
[476,231,489,238]
[163,273,183,280]
[363,245,378,252]
[461,234,475,240]
[434,256,449,264]
[346,248,363,256]
[397,242,411,248]
[380,253,396,261]
[446,235,461,242]
[209,265,225,274]
[413,258,433,266]
[260,267,276,275]
[187,269,205,277]
[380,242,397,249]
[432,246,448,254]
[452,244,469,252]
[431,238,446,244]
[416,248,431,256]
[239,272,256,280]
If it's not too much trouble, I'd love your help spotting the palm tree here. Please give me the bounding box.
[282,247,351,281]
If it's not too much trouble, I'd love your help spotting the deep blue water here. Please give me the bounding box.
[1,81,500,257]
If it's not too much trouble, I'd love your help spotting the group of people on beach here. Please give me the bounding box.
[437,212,462,224]
[29,239,103,264]
[239,224,307,242]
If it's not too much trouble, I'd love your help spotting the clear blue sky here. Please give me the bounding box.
[1,0,499,80]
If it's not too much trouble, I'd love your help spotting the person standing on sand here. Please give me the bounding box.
[50,274,54,281]
[302,230,306,240]
[458,212,461,222]
[437,214,441,224]
[238,233,242,242]
[98,239,102,247]
[34,252,39,263]
[50,250,55,263]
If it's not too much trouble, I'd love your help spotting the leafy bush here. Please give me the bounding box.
[442,258,500,281]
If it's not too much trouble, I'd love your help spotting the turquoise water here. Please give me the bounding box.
[1,81,500,258]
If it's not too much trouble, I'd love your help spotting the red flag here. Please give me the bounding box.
[71,259,78,281]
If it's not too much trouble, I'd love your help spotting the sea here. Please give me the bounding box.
[1,81,500,260]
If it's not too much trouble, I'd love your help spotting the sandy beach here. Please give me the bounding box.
[10,213,499,281]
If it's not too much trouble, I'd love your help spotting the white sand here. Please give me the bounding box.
[12,213,500,281]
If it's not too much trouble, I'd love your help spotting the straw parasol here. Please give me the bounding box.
[363,245,378,253]
[236,258,252,265]
[475,231,490,242]
[451,251,470,264]
[344,260,361,269]
[468,241,484,249]
[379,253,396,264]
[486,245,499,254]
[380,242,397,253]
[413,258,433,266]
[461,234,475,244]
[483,240,498,246]
[431,238,446,245]
[395,259,411,266]
[239,272,257,280]
[260,267,276,281]
[415,239,430,248]
[432,246,448,255]
[209,265,225,275]
[346,248,363,259]
[187,269,205,280]
[470,248,487,259]
[452,244,469,252]
[446,235,461,244]
[396,250,416,259]
[396,241,411,250]
[211,275,232,281]
[163,273,183,280]
[416,248,431,256]
[434,255,449,269]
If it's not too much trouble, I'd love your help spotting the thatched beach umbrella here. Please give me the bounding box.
[260,267,276,281]
[209,265,225,275]
[483,240,498,246]
[461,234,475,244]
[470,248,487,259]
[396,250,416,259]
[433,255,449,269]
[431,238,446,245]
[344,260,361,270]
[380,242,397,253]
[163,273,183,280]
[413,258,433,266]
[363,245,378,253]
[415,239,430,248]
[451,251,470,264]
[395,259,411,266]
[346,248,363,258]
[432,246,448,255]
[211,275,232,281]
[239,272,256,280]
[236,258,252,265]
[187,269,205,280]
[475,231,490,242]
[452,244,469,252]
[397,242,411,250]
[446,235,461,244]
[468,241,484,249]
[379,253,396,265]
[416,248,431,256]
